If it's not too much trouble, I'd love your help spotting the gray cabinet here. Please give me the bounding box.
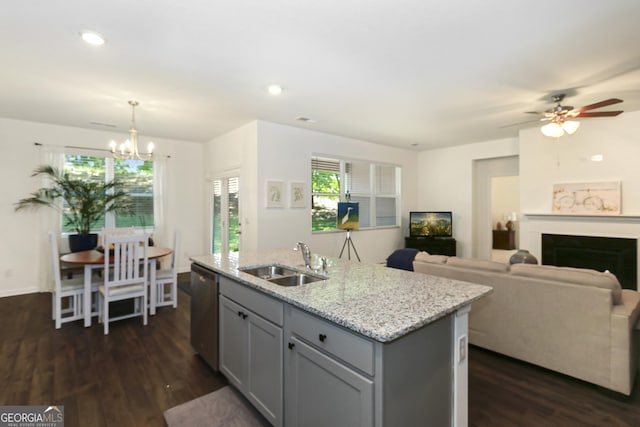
[219,276,458,427]
[219,296,248,387]
[284,305,374,426]
[285,304,454,427]
[286,336,374,427]
[219,277,283,426]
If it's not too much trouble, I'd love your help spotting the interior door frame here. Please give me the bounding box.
[472,156,519,260]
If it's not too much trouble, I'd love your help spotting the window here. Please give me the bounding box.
[311,156,400,231]
[63,154,154,232]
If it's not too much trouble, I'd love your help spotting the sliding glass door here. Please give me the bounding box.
[211,176,240,254]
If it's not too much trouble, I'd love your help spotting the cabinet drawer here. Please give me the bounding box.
[289,307,375,376]
[220,276,284,326]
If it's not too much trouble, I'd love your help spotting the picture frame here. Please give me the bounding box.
[290,181,306,208]
[266,180,284,208]
[337,202,359,230]
[552,181,621,215]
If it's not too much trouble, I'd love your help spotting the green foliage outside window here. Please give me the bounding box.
[312,169,340,231]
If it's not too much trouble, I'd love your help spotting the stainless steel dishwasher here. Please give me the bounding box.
[190,263,218,370]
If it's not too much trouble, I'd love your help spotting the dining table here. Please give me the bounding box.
[60,246,173,327]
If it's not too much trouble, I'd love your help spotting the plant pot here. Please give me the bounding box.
[68,233,99,252]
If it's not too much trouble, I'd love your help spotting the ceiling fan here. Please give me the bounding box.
[528,94,624,137]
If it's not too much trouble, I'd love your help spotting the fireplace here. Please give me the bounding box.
[541,234,637,290]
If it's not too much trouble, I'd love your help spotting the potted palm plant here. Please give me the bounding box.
[15,165,132,252]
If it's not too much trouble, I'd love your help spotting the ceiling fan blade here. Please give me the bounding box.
[574,110,623,118]
[574,98,623,113]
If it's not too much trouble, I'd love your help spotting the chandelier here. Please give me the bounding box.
[109,100,154,161]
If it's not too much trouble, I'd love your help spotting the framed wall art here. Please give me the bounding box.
[552,181,621,215]
[266,180,284,208]
[290,181,306,208]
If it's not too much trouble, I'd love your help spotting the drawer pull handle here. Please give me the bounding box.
[318,333,327,342]
[237,311,248,319]
[288,342,295,350]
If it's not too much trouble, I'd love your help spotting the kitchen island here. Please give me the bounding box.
[191,248,492,427]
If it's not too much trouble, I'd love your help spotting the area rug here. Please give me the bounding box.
[164,386,270,427]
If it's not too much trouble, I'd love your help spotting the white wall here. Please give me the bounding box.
[0,117,204,297]
[206,120,419,264]
[417,138,519,257]
[416,110,640,267]
[204,121,259,251]
[518,110,640,263]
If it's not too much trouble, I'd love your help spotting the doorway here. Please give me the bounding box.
[472,156,519,260]
[211,176,240,254]
[490,175,520,263]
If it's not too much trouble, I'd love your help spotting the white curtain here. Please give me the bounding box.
[153,156,170,266]
[38,144,65,292]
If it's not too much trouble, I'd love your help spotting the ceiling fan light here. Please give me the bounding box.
[563,121,580,135]
[541,122,564,138]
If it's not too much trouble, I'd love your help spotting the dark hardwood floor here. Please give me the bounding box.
[0,288,226,427]
[1,285,638,427]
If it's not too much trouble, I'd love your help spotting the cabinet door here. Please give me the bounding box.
[286,337,374,427]
[219,296,248,389]
[247,312,283,426]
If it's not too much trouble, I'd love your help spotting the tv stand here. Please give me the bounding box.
[405,236,456,256]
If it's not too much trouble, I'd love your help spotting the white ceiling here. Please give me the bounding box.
[1,1,639,150]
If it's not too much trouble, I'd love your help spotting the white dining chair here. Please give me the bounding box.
[99,226,136,247]
[154,230,180,309]
[98,233,149,335]
[50,231,100,329]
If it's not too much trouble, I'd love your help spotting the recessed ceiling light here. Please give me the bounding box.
[80,31,106,46]
[268,85,282,95]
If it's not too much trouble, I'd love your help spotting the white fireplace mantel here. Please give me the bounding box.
[524,213,640,222]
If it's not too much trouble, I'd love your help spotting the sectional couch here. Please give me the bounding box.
[411,252,640,395]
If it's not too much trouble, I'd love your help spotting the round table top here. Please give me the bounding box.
[60,246,172,264]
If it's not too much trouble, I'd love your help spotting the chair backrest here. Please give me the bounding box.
[170,230,180,271]
[49,231,62,292]
[100,226,136,248]
[104,234,149,287]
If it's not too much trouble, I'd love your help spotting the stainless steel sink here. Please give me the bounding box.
[239,263,326,286]
[239,264,299,280]
[268,273,326,287]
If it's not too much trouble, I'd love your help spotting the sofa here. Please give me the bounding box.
[411,252,640,395]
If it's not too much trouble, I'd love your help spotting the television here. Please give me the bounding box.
[409,211,453,238]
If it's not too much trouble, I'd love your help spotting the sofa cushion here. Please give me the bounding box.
[386,248,419,271]
[510,264,623,305]
[446,256,509,273]
[414,251,449,264]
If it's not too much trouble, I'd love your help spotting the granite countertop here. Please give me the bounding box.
[190,248,492,343]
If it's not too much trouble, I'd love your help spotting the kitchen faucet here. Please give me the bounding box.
[294,242,312,269]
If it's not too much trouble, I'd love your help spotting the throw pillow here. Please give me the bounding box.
[386,248,420,271]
